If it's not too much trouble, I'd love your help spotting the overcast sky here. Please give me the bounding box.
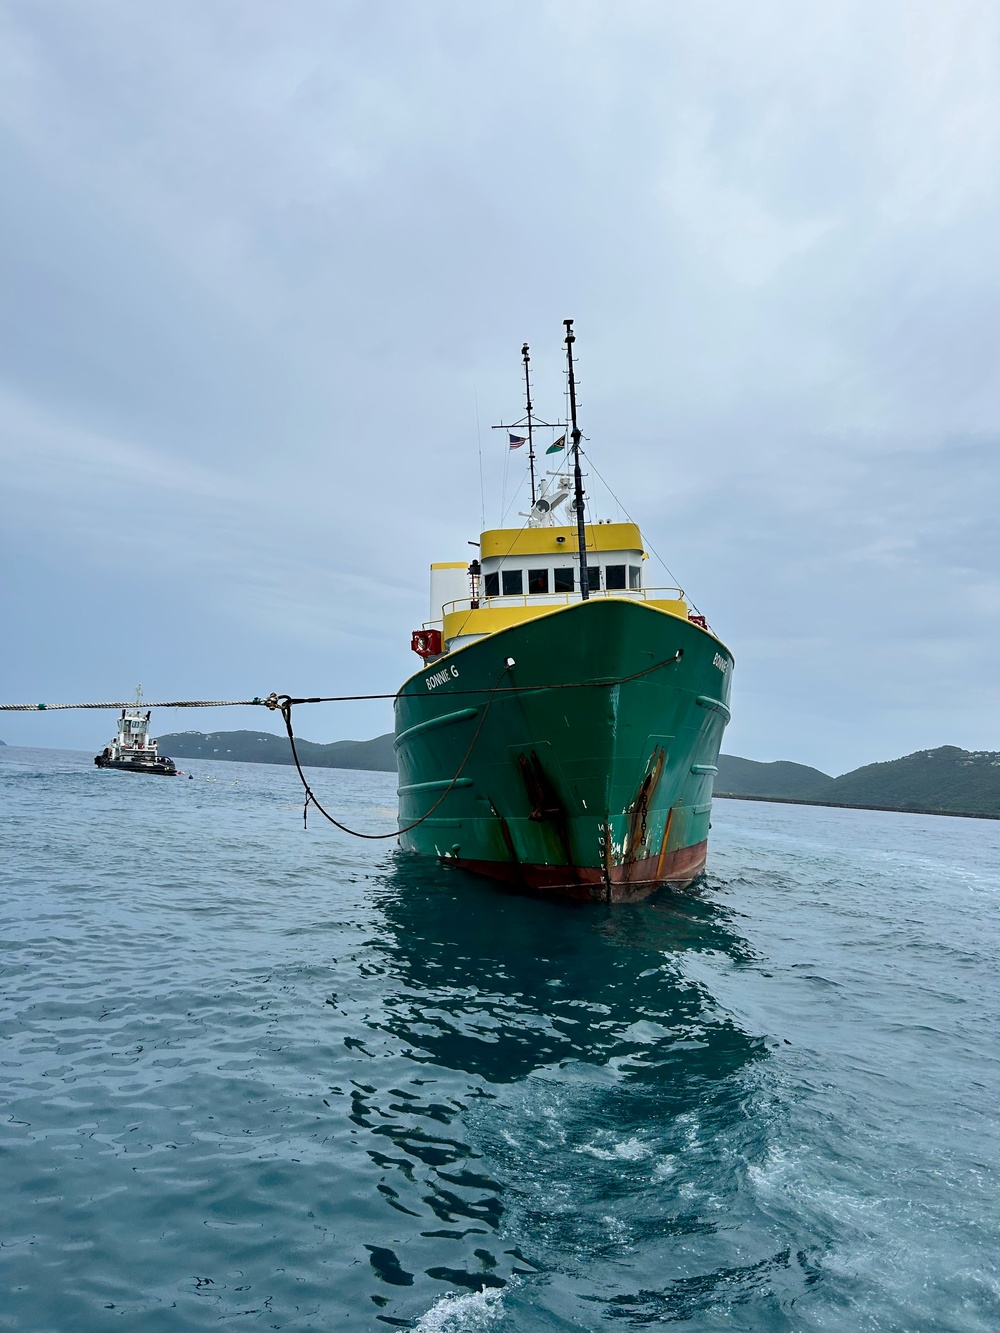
[2,0,999,775]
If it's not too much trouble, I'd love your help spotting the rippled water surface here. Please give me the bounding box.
[2,745,998,1331]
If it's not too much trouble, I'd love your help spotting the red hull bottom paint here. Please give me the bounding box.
[450,839,709,904]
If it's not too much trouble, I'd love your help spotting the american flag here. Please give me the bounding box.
[508,434,527,450]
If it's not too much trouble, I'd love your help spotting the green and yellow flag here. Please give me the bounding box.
[546,434,566,455]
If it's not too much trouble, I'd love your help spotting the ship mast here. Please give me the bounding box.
[564,319,589,601]
[521,343,537,506]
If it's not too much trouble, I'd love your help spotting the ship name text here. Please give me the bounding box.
[426,665,460,691]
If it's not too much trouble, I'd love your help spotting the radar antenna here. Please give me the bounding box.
[519,471,573,526]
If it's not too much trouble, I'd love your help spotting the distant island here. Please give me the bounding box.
[157,729,395,772]
[716,746,1000,817]
[715,755,828,798]
[156,732,1000,817]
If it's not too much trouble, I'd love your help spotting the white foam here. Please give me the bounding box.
[652,1155,677,1180]
[414,1286,505,1332]
[576,1134,651,1161]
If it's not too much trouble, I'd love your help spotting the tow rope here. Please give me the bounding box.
[1,649,684,840]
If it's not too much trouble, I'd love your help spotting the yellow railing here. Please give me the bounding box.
[441,586,686,617]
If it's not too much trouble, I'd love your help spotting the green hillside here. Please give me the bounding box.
[715,754,831,798]
[152,734,1000,815]
[160,736,835,788]
[808,746,1000,814]
[157,730,396,772]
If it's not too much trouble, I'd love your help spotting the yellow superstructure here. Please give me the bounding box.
[442,591,689,647]
[429,519,691,653]
[480,522,643,560]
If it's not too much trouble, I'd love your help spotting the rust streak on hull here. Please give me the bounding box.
[450,838,708,904]
[655,806,675,880]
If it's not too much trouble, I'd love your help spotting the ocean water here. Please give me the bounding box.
[1,745,998,1333]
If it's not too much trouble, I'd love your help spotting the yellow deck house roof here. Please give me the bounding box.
[480,522,643,560]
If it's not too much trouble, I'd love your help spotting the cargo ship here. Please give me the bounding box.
[395,322,732,901]
[94,689,178,776]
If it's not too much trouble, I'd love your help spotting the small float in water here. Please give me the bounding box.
[94,688,177,776]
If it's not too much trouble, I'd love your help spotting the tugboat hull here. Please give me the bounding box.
[395,598,732,903]
[94,756,177,776]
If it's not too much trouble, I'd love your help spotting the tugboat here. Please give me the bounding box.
[394,322,734,902]
[94,688,178,776]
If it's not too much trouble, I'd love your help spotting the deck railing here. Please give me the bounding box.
[441,586,687,618]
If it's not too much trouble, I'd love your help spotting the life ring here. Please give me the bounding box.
[410,628,443,658]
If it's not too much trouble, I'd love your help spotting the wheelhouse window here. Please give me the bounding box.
[586,565,601,590]
[484,572,499,597]
[527,568,549,594]
[502,568,524,596]
[629,565,642,590]
[553,567,574,593]
[605,564,626,590]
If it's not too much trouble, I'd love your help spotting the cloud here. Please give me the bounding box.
[0,0,999,768]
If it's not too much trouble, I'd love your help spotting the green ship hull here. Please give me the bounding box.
[395,598,732,902]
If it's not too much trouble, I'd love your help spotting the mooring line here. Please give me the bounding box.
[281,650,683,706]
[271,650,684,840]
[275,669,511,840]
[0,698,268,712]
[0,651,684,714]
[1,651,688,842]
